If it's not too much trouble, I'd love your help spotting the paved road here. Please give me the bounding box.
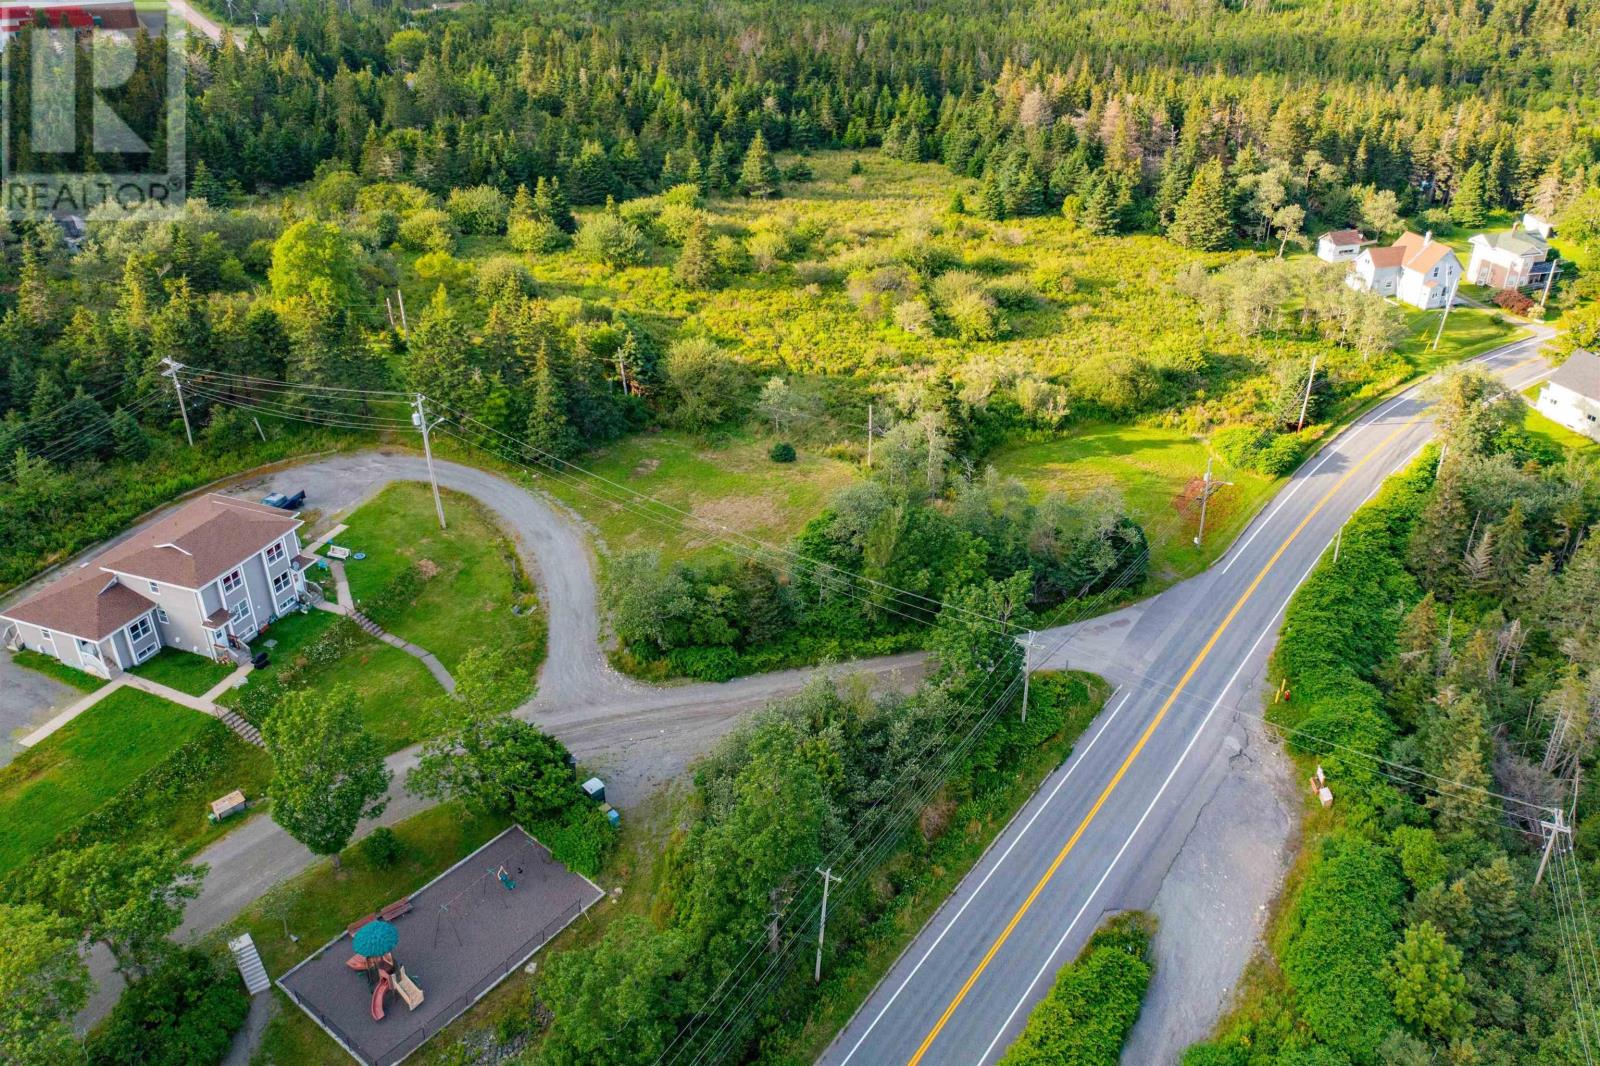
[820,328,1557,1066]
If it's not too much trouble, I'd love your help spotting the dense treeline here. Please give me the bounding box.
[1188,374,1600,1065]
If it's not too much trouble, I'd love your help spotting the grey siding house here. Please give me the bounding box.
[1,494,317,679]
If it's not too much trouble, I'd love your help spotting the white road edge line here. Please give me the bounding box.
[975,544,1328,1066]
[1219,391,1412,575]
[833,685,1136,1066]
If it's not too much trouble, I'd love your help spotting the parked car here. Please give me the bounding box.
[262,490,307,510]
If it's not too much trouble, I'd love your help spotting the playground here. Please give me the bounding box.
[277,826,604,1066]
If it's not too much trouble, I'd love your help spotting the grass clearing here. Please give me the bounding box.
[1521,386,1598,454]
[0,688,211,876]
[329,482,546,679]
[227,609,446,753]
[537,430,859,563]
[10,648,108,692]
[1396,304,1526,375]
[990,423,1279,582]
[130,647,236,696]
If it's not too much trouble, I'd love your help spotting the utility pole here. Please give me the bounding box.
[866,403,874,469]
[1296,355,1319,431]
[411,394,447,530]
[385,296,396,330]
[1540,260,1560,311]
[1192,456,1230,549]
[159,357,194,447]
[1431,277,1460,351]
[1534,808,1571,894]
[1017,630,1036,723]
[396,288,409,333]
[814,867,841,983]
[1332,524,1343,564]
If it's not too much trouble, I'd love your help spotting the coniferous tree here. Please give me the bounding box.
[706,134,734,193]
[738,131,781,199]
[1168,159,1233,250]
[111,407,151,461]
[526,341,578,459]
[509,183,536,223]
[567,140,617,205]
[1078,174,1117,235]
[673,219,718,290]
[532,177,576,233]
[1450,162,1489,228]
[977,171,1006,220]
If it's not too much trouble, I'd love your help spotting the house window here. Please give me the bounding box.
[222,570,243,594]
[148,580,160,594]
[128,616,152,643]
[272,571,292,595]
[157,608,169,624]
[40,628,52,642]
[266,541,286,564]
[230,599,250,624]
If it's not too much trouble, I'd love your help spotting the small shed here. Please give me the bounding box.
[209,789,247,823]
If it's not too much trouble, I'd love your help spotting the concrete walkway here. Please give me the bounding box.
[18,668,264,749]
[316,557,457,693]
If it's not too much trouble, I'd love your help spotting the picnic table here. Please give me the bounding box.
[325,545,352,560]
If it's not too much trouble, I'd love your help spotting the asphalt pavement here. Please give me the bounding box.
[819,328,1557,1066]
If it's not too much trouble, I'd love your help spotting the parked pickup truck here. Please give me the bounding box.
[261,490,307,510]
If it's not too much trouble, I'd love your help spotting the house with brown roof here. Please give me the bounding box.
[1,494,316,679]
[1316,229,1369,262]
[1535,349,1600,442]
[1345,230,1462,310]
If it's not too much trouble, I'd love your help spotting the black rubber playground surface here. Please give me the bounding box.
[279,826,603,1066]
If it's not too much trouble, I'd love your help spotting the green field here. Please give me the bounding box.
[131,648,236,697]
[1395,304,1527,375]
[537,430,859,562]
[230,609,445,753]
[0,689,211,875]
[989,423,1279,583]
[1521,385,1598,454]
[329,482,546,678]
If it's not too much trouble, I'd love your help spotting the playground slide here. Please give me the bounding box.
[371,971,392,1021]
[394,966,425,1011]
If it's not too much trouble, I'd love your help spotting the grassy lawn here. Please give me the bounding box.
[990,423,1279,583]
[10,648,107,692]
[1396,304,1527,376]
[1521,385,1598,454]
[537,430,859,563]
[324,483,546,678]
[0,688,211,876]
[225,609,446,753]
[130,647,235,696]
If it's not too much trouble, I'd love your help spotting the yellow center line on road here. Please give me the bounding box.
[905,414,1424,1066]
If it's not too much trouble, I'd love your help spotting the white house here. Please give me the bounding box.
[1466,226,1551,289]
[1346,231,1462,310]
[1535,349,1600,442]
[1523,212,1556,240]
[1,495,316,678]
[1316,229,1369,262]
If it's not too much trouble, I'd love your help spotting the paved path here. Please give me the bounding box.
[318,558,457,692]
[820,326,1557,1066]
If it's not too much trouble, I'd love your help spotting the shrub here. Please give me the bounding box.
[1492,287,1534,315]
[769,442,797,463]
[894,297,935,336]
[997,912,1154,1066]
[476,256,536,303]
[537,803,615,877]
[575,213,648,267]
[412,250,470,289]
[783,158,814,182]
[653,202,706,246]
[357,182,434,215]
[86,947,249,1066]
[507,216,570,254]
[445,185,510,235]
[360,826,404,869]
[396,208,456,253]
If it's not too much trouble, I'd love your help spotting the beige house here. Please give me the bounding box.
[1346,231,1461,310]
[1466,227,1551,289]
[1535,349,1600,442]
[1316,229,1369,262]
[1,494,317,678]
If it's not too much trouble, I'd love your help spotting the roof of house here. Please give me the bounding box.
[1392,231,1458,274]
[1548,349,1600,402]
[1472,229,1549,258]
[102,495,301,589]
[1365,245,1406,269]
[1,568,157,642]
[1,494,301,641]
[1321,229,1366,247]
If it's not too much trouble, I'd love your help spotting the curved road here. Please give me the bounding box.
[820,328,1557,1066]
